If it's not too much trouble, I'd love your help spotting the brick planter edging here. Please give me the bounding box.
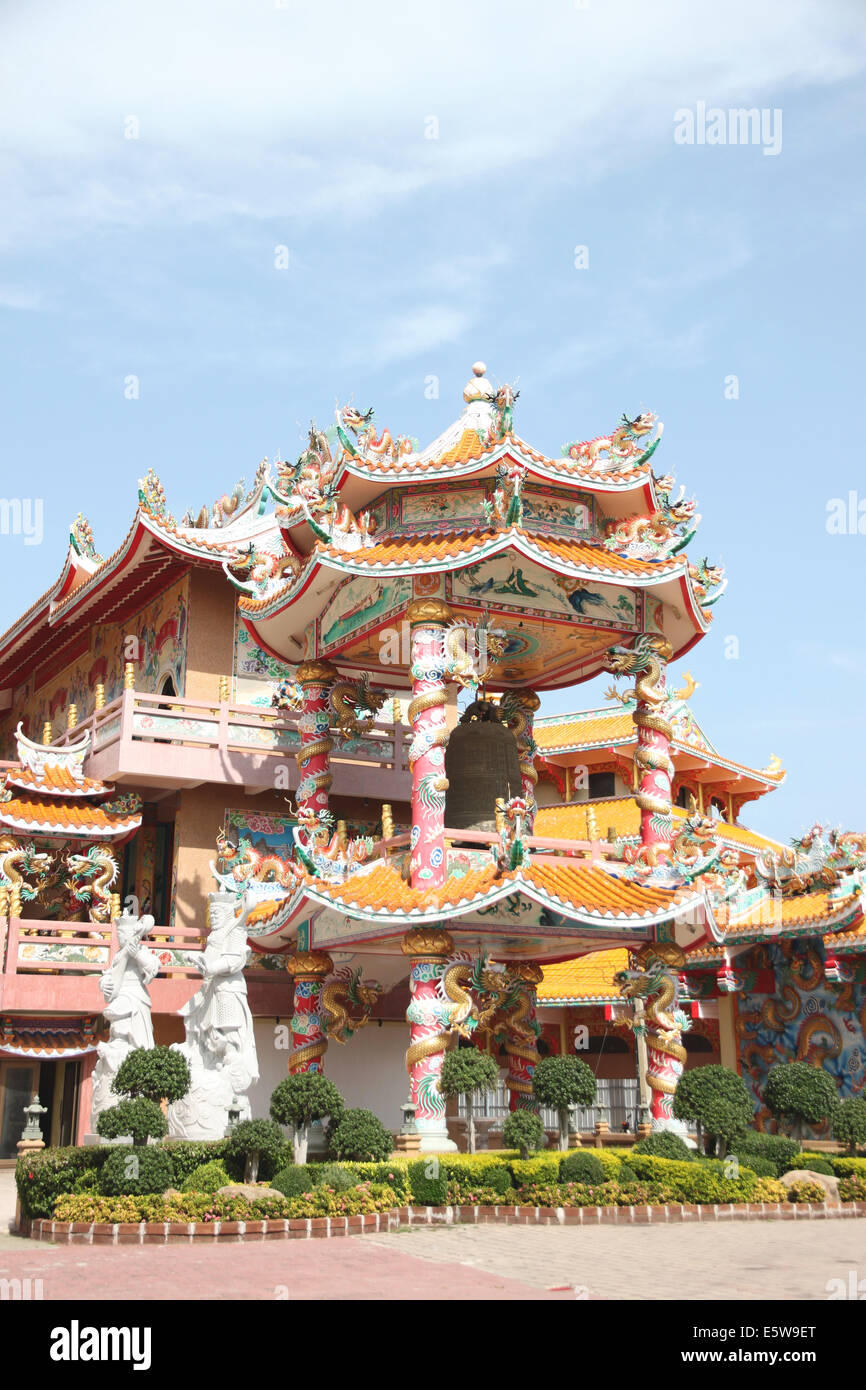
[25,1200,866,1244]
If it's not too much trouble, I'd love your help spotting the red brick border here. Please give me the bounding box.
[23,1200,866,1244]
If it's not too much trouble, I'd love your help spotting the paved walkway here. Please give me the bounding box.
[1,1212,863,1300]
[367,1222,866,1300]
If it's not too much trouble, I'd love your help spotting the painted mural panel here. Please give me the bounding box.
[399,487,483,529]
[5,575,189,754]
[225,808,297,861]
[522,490,592,534]
[736,939,866,1134]
[448,555,638,630]
[318,574,412,654]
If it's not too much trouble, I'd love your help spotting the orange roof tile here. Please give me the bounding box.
[534,799,785,857]
[714,888,861,933]
[0,794,141,838]
[318,530,679,578]
[538,949,629,1002]
[435,429,487,466]
[535,712,636,751]
[4,765,113,798]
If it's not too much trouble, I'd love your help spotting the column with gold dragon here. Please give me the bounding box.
[406,599,451,889]
[603,634,675,857]
[502,960,544,1112]
[615,942,690,1133]
[284,951,333,1074]
[401,927,458,1151]
[501,689,541,832]
[295,660,337,821]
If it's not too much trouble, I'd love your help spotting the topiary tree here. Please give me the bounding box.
[833,1097,866,1155]
[99,1145,174,1196]
[270,1073,344,1163]
[224,1118,287,1183]
[502,1109,544,1159]
[96,1097,166,1148]
[113,1046,191,1106]
[328,1108,393,1162]
[439,1049,500,1154]
[181,1160,233,1194]
[531,1055,597,1151]
[764,1061,839,1142]
[672,1064,753,1158]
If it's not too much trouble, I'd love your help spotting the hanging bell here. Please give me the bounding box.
[444,699,523,832]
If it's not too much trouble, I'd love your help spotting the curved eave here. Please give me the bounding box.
[0,810,142,839]
[536,728,785,792]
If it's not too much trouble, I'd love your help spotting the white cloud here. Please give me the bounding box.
[0,286,43,310]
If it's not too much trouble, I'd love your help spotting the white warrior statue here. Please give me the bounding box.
[90,911,159,1127]
[167,891,259,1141]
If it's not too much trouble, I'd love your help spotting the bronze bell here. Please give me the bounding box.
[444,699,523,831]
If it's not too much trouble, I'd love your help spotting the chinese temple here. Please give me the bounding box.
[0,362,863,1153]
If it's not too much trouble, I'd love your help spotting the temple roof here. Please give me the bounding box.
[534,799,787,859]
[538,948,629,1004]
[0,724,141,841]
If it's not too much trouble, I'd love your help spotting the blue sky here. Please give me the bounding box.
[1,0,864,839]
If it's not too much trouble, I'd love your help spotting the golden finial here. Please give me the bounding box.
[381,803,394,840]
[123,662,135,690]
[41,721,52,745]
[495,797,506,835]
[67,704,78,730]
[94,683,105,710]
[218,676,229,702]
[586,805,598,841]
[336,819,348,848]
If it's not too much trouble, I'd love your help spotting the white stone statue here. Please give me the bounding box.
[90,912,159,1126]
[167,891,259,1141]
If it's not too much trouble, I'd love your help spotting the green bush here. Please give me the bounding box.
[732,1132,801,1176]
[632,1130,696,1162]
[509,1155,560,1188]
[737,1156,777,1178]
[502,1109,545,1158]
[832,1156,866,1178]
[365,1163,410,1196]
[783,1155,835,1177]
[673,1064,753,1156]
[327,1108,393,1162]
[531,1055,597,1149]
[99,1145,175,1197]
[162,1140,229,1184]
[224,1120,286,1182]
[839,1175,866,1202]
[270,1166,317,1198]
[785,1179,828,1203]
[16,1142,237,1219]
[628,1153,758,1202]
[270,1074,344,1128]
[617,1162,637,1183]
[96,1099,166,1148]
[559,1151,606,1185]
[113,1047,191,1105]
[482,1165,512,1196]
[408,1158,449,1205]
[439,1049,500,1153]
[833,1097,866,1154]
[313,1163,358,1192]
[181,1161,232,1194]
[72,1168,100,1195]
[764,1062,839,1139]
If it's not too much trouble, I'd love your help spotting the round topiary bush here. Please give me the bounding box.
[270,1166,316,1198]
[784,1155,835,1177]
[328,1108,392,1162]
[617,1162,637,1184]
[672,1064,753,1157]
[439,1049,500,1155]
[99,1145,175,1197]
[270,1074,344,1164]
[483,1164,512,1196]
[502,1109,545,1159]
[833,1097,866,1154]
[224,1119,287,1183]
[732,1132,800,1175]
[313,1162,358,1192]
[113,1047,191,1105]
[764,1061,839,1141]
[559,1150,606,1185]
[96,1098,167,1148]
[531,1055,597,1151]
[736,1156,777,1178]
[632,1130,696,1162]
[181,1160,232,1194]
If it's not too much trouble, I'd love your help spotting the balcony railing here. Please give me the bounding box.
[457,1077,642,1134]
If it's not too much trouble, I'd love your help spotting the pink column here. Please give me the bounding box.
[401,928,457,1152]
[504,961,543,1111]
[634,639,674,853]
[76,1051,97,1144]
[295,661,337,818]
[406,600,451,889]
[285,951,333,1074]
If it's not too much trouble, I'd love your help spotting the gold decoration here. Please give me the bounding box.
[94,683,106,711]
[400,927,454,958]
[284,950,334,978]
[218,676,229,702]
[297,660,338,687]
[381,803,394,840]
[67,704,78,730]
[41,722,52,745]
[406,598,452,628]
[585,805,598,840]
[123,662,135,690]
[510,960,544,986]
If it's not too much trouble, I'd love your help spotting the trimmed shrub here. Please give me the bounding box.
[270,1074,344,1164]
[785,1179,828,1203]
[764,1062,839,1140]
[737,1156,777,1178]
[113,1047,190,1105]
[439,1050,500,1154]
[502,1109,545,1159]
[162,1140,229,1185]
[99,1145,175,1197]
[732,1132,801,1176]
[224,1119,286,1182]
[181,1161,232,1194]
[632,1130,696,1162]
[833,1097,866,1154]
[366,1163,410,1196]
[617,1162,637,1184]
[783,1155,835,1177]
[559,1151,606,1185]
[673,1064,753,1157]
[832,1156,866,1179]
[16,1142,236,1219]
[270,1166,317,1198]
[482,1165,512,1197]
[96,1098,166,1148]
[327,1108,392,1162]
[752,1177,788,1202]
[408,1158,449,1205]
[313,1163,358,1192]
[839,1175,866,1202]
[628,1154,758,1202]
[509,1155,560,1188]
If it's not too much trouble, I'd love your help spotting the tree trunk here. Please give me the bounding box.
[558,1110,569,1151]
[696,1119,703,1154]
[245,1150,260,1184]
[467,1096,476,1155]
[718,1137,727,1161]
[294,1124,309,1165]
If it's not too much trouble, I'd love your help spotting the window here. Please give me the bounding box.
[587,771,616,799]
